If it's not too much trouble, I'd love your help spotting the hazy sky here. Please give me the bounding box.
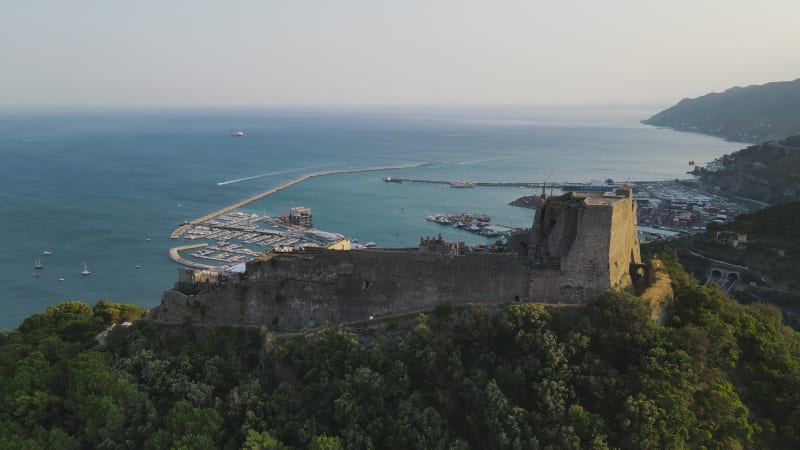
[2,0,798,107]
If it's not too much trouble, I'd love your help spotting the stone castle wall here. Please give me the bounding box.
[608,193,641,288]
[152,249,529,331]
[527,205,613,303]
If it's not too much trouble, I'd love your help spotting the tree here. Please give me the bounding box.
[240,429,289,449]
[308,435,343,450]
[144,401,221,449]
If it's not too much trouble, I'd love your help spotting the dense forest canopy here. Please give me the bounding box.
[1,255,799,449]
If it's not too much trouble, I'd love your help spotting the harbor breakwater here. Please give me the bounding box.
[168,244,213,270]
[382,177,568,188]
[167,163,432,267]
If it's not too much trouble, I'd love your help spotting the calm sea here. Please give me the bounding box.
[0,106,743,329]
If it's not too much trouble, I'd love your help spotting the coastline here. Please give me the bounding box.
[0,108,746,330]
[640,121,755,145]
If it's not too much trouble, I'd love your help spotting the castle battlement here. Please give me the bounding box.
[520,187,641,302]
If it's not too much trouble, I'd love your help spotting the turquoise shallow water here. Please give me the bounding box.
[0,106,743,329]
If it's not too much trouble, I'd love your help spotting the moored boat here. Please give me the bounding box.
[449,181,475,188]
[434,216,452,225]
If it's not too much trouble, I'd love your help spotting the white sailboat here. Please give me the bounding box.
[81,262,91,276]
[34,258,43,269]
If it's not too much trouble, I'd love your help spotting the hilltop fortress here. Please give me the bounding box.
[516,187,642,301]
[151,188,645,330]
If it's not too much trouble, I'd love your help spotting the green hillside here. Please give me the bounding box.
[691,135,800,204]
[727,200,800,240]
[692,201,800,286]
[643,79,800,142]
[2,258,799,449]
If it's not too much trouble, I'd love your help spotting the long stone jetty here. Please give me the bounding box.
[170,163,432,239]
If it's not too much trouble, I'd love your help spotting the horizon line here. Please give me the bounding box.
[0,102,669,113]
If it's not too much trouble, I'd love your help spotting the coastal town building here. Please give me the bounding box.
[281,206,313,228]
[716,231,748,248]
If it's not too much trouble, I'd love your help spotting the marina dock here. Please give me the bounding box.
[168,163,432,269]
[170,163,431,239]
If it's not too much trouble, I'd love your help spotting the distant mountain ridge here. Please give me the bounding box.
[643,79,800,142]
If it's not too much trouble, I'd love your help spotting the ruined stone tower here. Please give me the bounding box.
[520,187,641,302]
